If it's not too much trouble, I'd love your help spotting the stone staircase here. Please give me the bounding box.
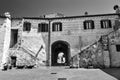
[70,29,120,68]
[9,42,45,67]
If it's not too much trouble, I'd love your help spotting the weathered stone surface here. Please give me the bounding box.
[0,15,12,69]
[12,49,36,66]
[108,29,120,67]
[0,19,6,65]
[70,19,120,68]
[0,12,120,68]
[9,34,47,67]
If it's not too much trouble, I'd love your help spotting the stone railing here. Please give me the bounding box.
[9,43,44,68]
[70,28,120,68]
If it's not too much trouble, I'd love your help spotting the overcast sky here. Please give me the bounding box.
[0,0,120,17]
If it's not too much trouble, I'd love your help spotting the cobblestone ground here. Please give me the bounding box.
[0,67,119,80]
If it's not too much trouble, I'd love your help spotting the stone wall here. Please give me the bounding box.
[70,18,120,68]
[0,18,7,65]
[51,15,118,59]
[108,28,120,67]
[70,41,105,68]
[11,19,49,66]
[9,14,120,67]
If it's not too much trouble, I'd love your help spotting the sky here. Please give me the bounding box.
[0,0,120,17]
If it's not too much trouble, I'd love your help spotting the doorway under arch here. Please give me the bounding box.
[51,41,70,66]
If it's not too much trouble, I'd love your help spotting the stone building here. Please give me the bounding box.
[0,6,120,69]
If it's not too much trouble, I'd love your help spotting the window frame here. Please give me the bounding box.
[100,20,112,29]
[52,22,62,32]
[38,23,49,32]
[83,20,95,30]
[23,22,31,32]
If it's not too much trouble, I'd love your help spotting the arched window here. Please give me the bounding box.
[38,23,48,32]
[52,22,62,31]
[83,20,94,30]
[23,22,31,31]
[100,20,112,29]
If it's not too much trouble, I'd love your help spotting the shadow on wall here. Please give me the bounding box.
[101,68,120,80]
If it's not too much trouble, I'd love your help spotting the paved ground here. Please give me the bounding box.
[0,67,119,80]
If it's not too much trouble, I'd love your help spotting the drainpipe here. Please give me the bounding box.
[47,19,51,66]
[78,36,82,68]
[108,36,112,68]
[17,18,24,49]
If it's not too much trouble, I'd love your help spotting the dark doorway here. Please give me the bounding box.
[11,56,17,67]
[51,41,70,66]
[10,29,18,48]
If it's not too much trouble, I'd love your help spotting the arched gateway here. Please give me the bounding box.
[51,41,70,66]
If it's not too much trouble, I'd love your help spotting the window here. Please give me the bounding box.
[116,45,120,52]
[38,23,48,32]
[83,20,94,30]
[101,20,112,29]
[52,22,62,31]
[23,22,31,31]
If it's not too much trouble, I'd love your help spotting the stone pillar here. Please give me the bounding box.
[0,12,11,69]
[101,35,110,68]
[103,51,110,68]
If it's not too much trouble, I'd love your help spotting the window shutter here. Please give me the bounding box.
[101,21,103,28]
[42,24,45,32]
[52,22,62,31]
[23,22,31,31]
[91,21,94,29]
[84,21,86,29]
[28,23,31,31]
[52,23,55,31]
[108,20,112,28]
[46,24,48,32]
[60,23,62,31]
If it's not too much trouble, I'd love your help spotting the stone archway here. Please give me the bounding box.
[51,41,70,66]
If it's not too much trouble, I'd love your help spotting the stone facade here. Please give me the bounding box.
[0,18,7,66]
[70,18,120,68]
[0,12,120,68]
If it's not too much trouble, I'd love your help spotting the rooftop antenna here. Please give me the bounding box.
[4,12,11,18]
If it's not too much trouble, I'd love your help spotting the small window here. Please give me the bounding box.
[52,22,62,31]
[38,23,48,32]
[101,20,112,29]
[116,45,120,52]
[83,20,94,30]
[23,22,31,31]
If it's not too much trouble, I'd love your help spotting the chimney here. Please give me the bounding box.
[84,11,88,15]
[113,5,120,13]
[4,12,11,18]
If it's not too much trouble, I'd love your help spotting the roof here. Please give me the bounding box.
[11,17,23,20]
[0,15,6,18]
[22,13,120,20]
[50,13,120,19]
[1,13,120,20]
[23,17,49,20]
